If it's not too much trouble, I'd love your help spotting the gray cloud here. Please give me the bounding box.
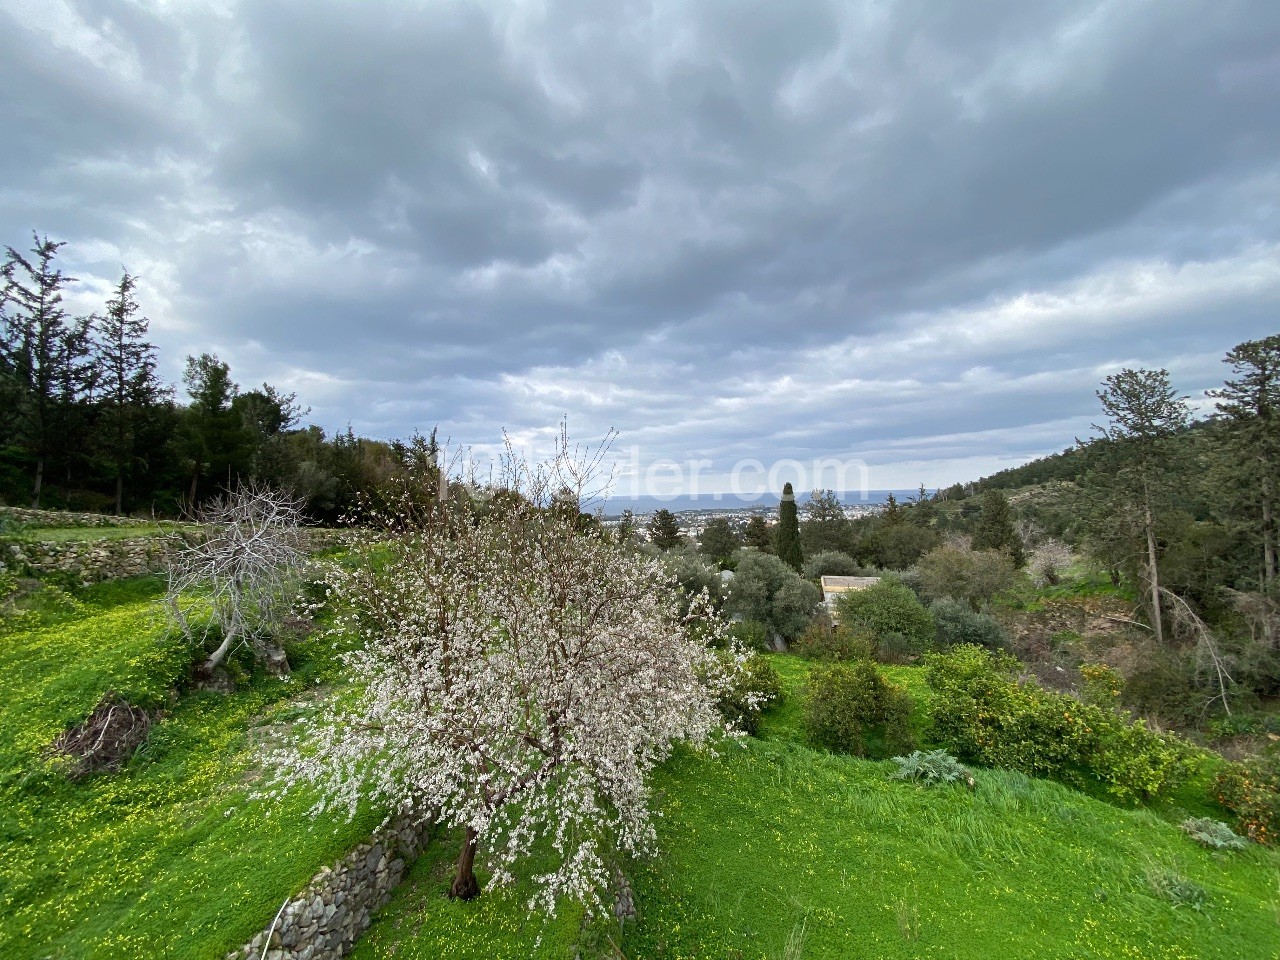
[2,0,1279,491]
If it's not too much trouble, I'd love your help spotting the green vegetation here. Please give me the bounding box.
[0,576,382,960]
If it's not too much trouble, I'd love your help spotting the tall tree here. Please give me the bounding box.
[1094,368,1190,645]
[648,507,683,550]
[972,489,1025,566]
[177,353,249,508]
[94,270,169,514]
[1209,335,1280,594]
[743,514,773,552]
[0,234,90,506]
[776,482,803,572]
[801,487,854,554]
[699,516,741,567]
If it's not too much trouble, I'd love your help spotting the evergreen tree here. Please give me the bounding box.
[1209,335,1280,594]
[1093,368,1190,645]
[909,483,937,527]
[0,234,91,506]
[176,353,251,508]
[94,270,169,514]
[882,492,904,524]
[800,487,854,554]
[972,489,1025,566]
[776,481,803,572]
[648,508,683,550]
[698,516,740,567]
[743,514,773,552]
[616,508,635,544]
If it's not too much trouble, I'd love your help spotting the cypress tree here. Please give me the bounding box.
[776,482,803,572]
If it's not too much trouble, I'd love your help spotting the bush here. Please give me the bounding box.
[727,552,822,643]
[803,661,914,758]
[729,619,771,652]
[792,616,874,661]
[924,645,1200,802]
[801,551,870,581]
[1214,755,1280,845]
[930,598,1007,650]
[916,544,1018,611]
[835,580,933,658]
[1180,817,1248,851]
[890,749,973,788]
[716,653,783,736]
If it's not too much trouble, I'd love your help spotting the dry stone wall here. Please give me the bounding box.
[0,536,168,582]
[225,817,433,960]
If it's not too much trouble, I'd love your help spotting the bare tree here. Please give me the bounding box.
[164,483,307,679]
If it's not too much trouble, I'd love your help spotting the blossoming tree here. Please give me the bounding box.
[269,437,752,913]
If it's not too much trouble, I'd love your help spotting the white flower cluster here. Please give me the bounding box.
[266,479,752,916]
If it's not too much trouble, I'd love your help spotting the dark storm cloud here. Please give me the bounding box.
[2,0,1279,490]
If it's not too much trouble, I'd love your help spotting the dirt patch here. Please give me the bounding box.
[51,693,156,779]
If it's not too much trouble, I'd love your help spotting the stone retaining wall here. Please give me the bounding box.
[0,536,168,582]
[225,816,433,960]
[0,506,166,529]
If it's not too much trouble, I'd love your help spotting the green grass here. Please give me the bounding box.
[0,578,383,960]
[5,584,1279,960]
[351,654,1280,959]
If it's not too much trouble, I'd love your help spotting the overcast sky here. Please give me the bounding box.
[3,0,1279,495]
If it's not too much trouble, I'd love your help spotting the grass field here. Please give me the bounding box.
[354,654,1280,960]
[0,576,382,960]
[3,579,1278,959]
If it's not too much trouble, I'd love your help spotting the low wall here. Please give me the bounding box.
[0,506,165,529]
[225,816,433,960]
[0,536,168,582]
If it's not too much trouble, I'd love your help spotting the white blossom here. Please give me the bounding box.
[266,439,750,914]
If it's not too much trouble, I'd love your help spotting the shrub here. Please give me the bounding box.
[729,618,771,652]
[924,645,1200,802]
[835,581,933,657]
[1180,817,1248,851]
[727,552,823,643]
[801,551,869,581]
[792,616,874,661]
[890,749,973,788]
[1145,866,1209,911]
[916,544,1018,611]
[716,653,783,736]
[803,661,914,758]
[930,597,1007,650]
[1213,755,1280,845]
[1079,662,1123,709]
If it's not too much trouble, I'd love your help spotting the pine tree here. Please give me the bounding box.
[972,489,1025,566]
[94,270,169,514]
[698,516,740,567]
[1,234,91,506]
[776,482,803,572]
[1209,335,1280,594]
[1093,368,1190,645]
[801,487,853,554]
[616,509,635,544]
[743,514,773,552]
[648,508,682,550]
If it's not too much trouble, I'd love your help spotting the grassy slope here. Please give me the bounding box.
[0,577,381,960]
[355,656,1280,960]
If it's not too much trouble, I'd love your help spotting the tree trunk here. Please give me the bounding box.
[449,827,481,901]
[31,455,44,508]
[115,469,124,517]
[1261,469,1276,594]
[1143,490,1164,645]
